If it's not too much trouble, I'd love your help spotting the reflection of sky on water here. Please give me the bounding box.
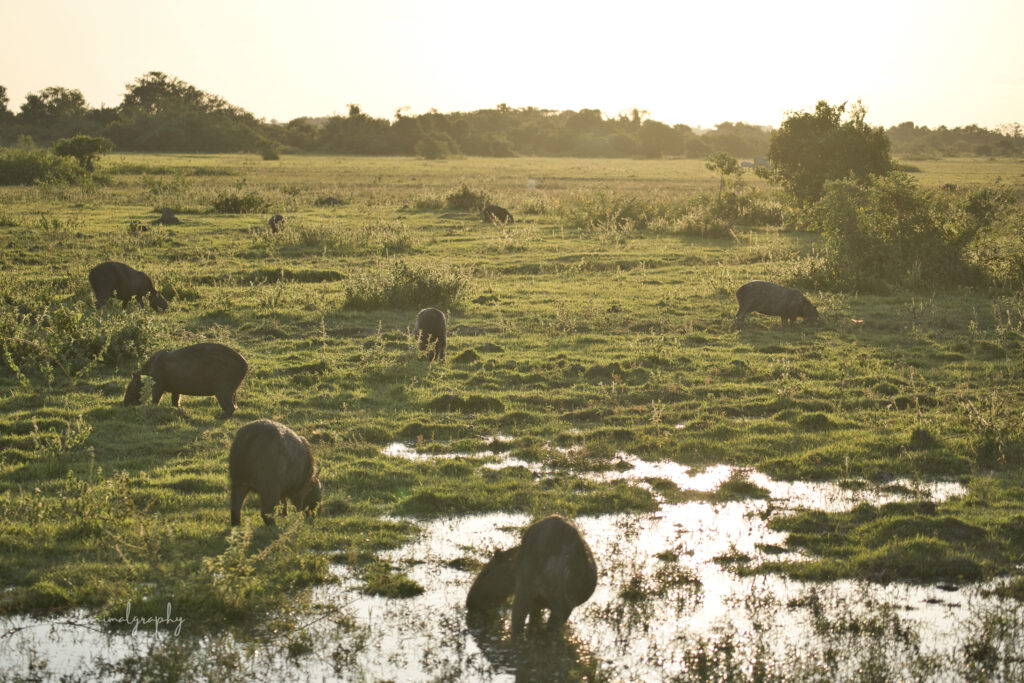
[0,445,993,681]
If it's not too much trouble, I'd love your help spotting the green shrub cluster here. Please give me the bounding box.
[0,147,82,185]
[0,297,162,382]
[790,172,1012,291]
[343,258,470,311]
[212,191,270,213]
[444,184,488,211]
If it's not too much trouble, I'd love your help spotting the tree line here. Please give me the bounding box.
[0,72,1021,159]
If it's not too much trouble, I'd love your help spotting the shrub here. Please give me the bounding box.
[212,191,269,213]
[0,148,81,185]
[52,134,114,171]
[444,184,488,211]
[343,258,470,310]
[797,172,1008,290]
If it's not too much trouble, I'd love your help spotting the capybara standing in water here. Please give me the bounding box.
[466,515,597,636]
[89,261,168,312]
[415,307,447,361]
[229,419,322,526]
[735,280,819,325]
[123,343,248,416]
[482,204,514,225]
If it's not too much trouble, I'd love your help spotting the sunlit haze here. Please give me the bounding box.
[3,0,1022,129]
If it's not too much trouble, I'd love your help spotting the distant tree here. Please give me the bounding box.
[766,100,892,204]
[705,152,743,196]
[0,85,10,118]
[53,134,114,171]
[19,87,87,125]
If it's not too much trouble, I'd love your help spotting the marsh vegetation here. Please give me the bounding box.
[1,152,1023,681]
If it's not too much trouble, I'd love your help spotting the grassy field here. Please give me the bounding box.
[1,153,1023,680]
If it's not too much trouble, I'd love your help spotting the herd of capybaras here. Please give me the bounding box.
[85,244,820,635]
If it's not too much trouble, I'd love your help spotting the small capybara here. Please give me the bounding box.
[735,280,819,325]
[466,515,597,637]
[267,214,286,232]
[229,419,322,526]
[482,204,514,225]
[88,261,168,312]
[123,342,248,416]
[415,307,447,361]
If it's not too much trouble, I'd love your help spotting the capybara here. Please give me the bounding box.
[735,280,819,325]
[229,419,322,526]
[415,307,447,361]
[88,261,168,312]
[123,343,248,416]
[466,515,597,637]
[482,204,514,225]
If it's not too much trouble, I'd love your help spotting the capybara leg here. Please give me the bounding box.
[171,393,180,408]
[547,598,571,632]
[510,594,530,637]
[151,384,164,405]
[529,605,545,629]
[94,293,109,309]
[230,486,247,526]
[259,500,276,526]
[216,392,236,417]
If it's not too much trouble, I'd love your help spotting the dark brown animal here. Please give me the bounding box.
[735,280,819,325]
[415,307,447,361]
[482,205,514,225]
[88,261,168,312]
[267,214,286,232]
[229,419,322,526]
[123,343,248,416]
[466,515,597,637]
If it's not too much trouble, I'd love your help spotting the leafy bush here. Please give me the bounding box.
[1,299,163,383]
[794,172,1009,291]
[343,258,470,310]
[212,191,270,213]
[445,184,489,211]
[52,134,114,171]
[0,148,82,185]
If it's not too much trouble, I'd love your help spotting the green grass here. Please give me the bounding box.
[1,152,1023,642]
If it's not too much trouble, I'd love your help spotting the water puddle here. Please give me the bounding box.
[5,445,1010,681]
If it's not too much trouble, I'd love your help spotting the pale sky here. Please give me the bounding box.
[2,0,1022,130]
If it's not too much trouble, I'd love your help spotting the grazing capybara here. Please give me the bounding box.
[123,343,248,416]
[735,280,819,325]
[88,261,168,312]
[482,204,514,225]
[229,419,322,526]
[466,515,597,637]
[267,214,286,232]
[415,307,447,361]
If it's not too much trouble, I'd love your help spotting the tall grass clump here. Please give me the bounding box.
[343,258,470,310]
[213,190,270,213]
[787,172,1011,291]
[445,184,488,211]
[0,148,82,185]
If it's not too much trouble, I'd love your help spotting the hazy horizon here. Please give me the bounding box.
[3,0,1022,131]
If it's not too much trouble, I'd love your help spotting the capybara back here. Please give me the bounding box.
[229,419,322,526]
[415,307,447,361]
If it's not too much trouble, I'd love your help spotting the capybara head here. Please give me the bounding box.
[466,547,518,610]
[148,291,168,313]
[801,297,820,322]
[123,372,144,406]
[302,474,323,516]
